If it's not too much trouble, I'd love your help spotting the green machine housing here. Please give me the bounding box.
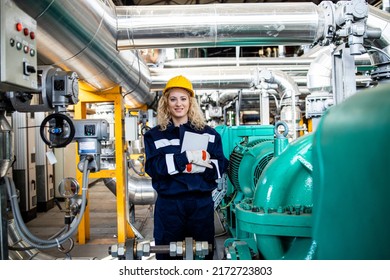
[216,84,390,260]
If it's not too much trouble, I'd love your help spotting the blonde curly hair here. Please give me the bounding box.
[157,88,206,131]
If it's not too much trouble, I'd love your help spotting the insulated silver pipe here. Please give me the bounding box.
[306,46,333,93]
[127,175,157,205]
[366,6,390,64]
[164,53,372,68]
[116,3,325,49]
[163,60,312,75]
[150,66,310,92]
[14,0,153,108]
[258,69,301,98]
[103,175,156,205]
[151,66,257,91]
[164,57,315,68]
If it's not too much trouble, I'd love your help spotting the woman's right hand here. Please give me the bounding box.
[186,150,213,168]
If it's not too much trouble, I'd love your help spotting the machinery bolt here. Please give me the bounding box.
[143,242,151,256]
[176,241,183,256]
[108,243,125,258]
[169,242,177,257]
[109,244,118,257]
[136,241,151,258]
[295,205,302,215]
[195,241,209,258]
[201,242,210,257]
[195,242,202,257]
[225,249,232,260]
[117,245,125,257]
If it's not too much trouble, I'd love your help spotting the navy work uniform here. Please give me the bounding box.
[144,121,228,259]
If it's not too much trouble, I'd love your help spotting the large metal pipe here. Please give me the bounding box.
[306,46,333,93]
[103,174,156,206]
[366,6,390,64]
[150,66,256,91]
[13,0,153,108]
[163,57,315,68]
[151,65,312,92]
[116,3,325,49]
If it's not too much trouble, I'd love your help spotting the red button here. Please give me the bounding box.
[23,28,29,36]
[30,32,35,40]
[16,23,23,32]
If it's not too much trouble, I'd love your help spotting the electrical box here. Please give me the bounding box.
[0,1,38,91]
[125,115,138,141]
[73,119,109,155]
[73,119,109,172]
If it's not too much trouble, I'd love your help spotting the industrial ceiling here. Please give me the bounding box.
[13,0,389,109]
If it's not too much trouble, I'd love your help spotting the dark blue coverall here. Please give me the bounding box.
[144,121,228,259]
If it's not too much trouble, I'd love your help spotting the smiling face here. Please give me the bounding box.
[167,87,191,126]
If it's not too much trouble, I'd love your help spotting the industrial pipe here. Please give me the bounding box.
[163,57,315,68]
[150,66,256,91]
[103,174,156,206]
[256,69,301,138]
[13,0,153,108]
[366,6,390,64]
[116,3,325,49]
[306,46,333,93]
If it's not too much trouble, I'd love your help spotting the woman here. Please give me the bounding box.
[144,75,229,260]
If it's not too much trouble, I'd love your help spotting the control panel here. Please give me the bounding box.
[0,1,38,91]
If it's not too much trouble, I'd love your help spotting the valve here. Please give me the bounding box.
[40,113,75,148]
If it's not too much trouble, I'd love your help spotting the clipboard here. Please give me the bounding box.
[181,131,209,152]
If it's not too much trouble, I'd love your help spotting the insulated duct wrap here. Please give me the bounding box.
[116,3,325,49]
[103,175,156,206]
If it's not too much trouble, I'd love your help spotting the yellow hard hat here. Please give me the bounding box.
[163,75,195,97]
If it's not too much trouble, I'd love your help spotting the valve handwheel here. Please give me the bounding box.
[40,113,75,148]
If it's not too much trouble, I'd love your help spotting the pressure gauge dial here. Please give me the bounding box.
[58,177,79,198]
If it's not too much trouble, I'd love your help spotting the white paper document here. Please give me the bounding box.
[181,131,210,152]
